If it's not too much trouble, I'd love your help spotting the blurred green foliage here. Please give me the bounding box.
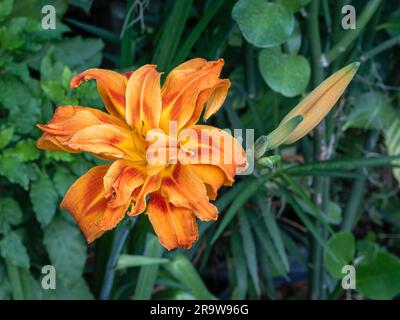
[0,0,400,301]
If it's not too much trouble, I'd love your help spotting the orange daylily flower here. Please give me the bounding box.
[37,58,247,250]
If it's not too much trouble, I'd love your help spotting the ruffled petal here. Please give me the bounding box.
[147,193,198,250]
[161,163,218,221]
[103,160,145,208]
[178,125,247,182]
[71,69,128,118]
[160,58,224,132]
[129,173,162,215]
[60,165,110,243]
[126,65,162,132]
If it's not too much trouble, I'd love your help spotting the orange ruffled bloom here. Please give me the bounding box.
[37,58,247,250]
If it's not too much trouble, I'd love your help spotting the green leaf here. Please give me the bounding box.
[384,114,400,184]
[3,139,40,162]
[0,127,13,149]
[164,254,215,299]
[132,233,164,299]
[53,167,77,196]
[69,0,93,13]
[53,36,104,71]
[0,154,30,189]
[259,47,310,97]
[117,254,169,270]
[52,276,94,300]
[44,151,74,162]
[343,92,394,130]
[357,250,400,299]
[30,172,59,227]
[0,0,13,21]
[286,19,301,54]
[0,231,30,269]
[232,0,294,48]
[238,211,260,295]
[0,197,23,234]
[230,225,248,299]
[277,0,312,12]
[43,216,87,282]
[323,232,355,279]
[0,263,11,300]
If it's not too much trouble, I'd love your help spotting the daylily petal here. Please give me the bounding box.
[71,69,128,118]
[126,65,162,132]
[96,203,129,232]
[282,62,359,144]
[161,163,218,221]
[147,193,198,250]
[129,173,162,215]
[65,124,144,161]
[160,58,224,132]
[60,165,110,243]
[178,125,247,182]
[188,164,229,200]
[103,160,145,208]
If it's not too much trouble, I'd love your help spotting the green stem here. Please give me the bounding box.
[324,0,382,65]
[5,259,24,300]
[361,34,400,62]
[120,0,135,68]
[307,0,326,300]
[99,217,136,300]
[341,130,380,232]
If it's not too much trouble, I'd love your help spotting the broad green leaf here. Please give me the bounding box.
[238,211,260,295]
[277,0,312,12]
[0,0,13,21]
[53,36,104,71]
[30,172,59,227]
[232,0,294,48]
[164,254,215,300]
[357,240,379,265]
[0,154,30,189]
[117,255,169,270]
[286,19,301,54]
[0,127,13,149]
[343,92,394,130]
[357,250,400,299]
[326,201,342,225]
[0,231,30,269]
[132,233,164,299]
[259,47,310,97]
[0,197,23,234]
[45,151,74,162]
[384,114,400,183]
[52,276,94,300]
[69,0,93,13]
[3,139,40,162]
[323,232,355,279]
[43,217,87,283]
[53,167,77,196]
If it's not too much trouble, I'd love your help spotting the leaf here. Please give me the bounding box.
[230,225,248,299]
[0,197,23,234]
[53,36,104,71]
[259,47,310,97]
[232,0,294,48]
[164,254,215,299]
[52,276,94,300]
[0,231,30,269]
[117,255,169,270]
[132,233,164,299]
[30,172,59,227]
[286,19,301,54]
[0,263,11,300]
[384,114,400,184]
[43,216,87,283]
[277,0,312,12]
[0,127,13,149]
[323,232,355,279]
[0,0,13,21]
[3,139,40,162]
[357,250,400,299]
[53,167,77,196]
[0,154,30,189]
[343,92,394,130]
[238,211,260,295]
[69,0,93,14]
